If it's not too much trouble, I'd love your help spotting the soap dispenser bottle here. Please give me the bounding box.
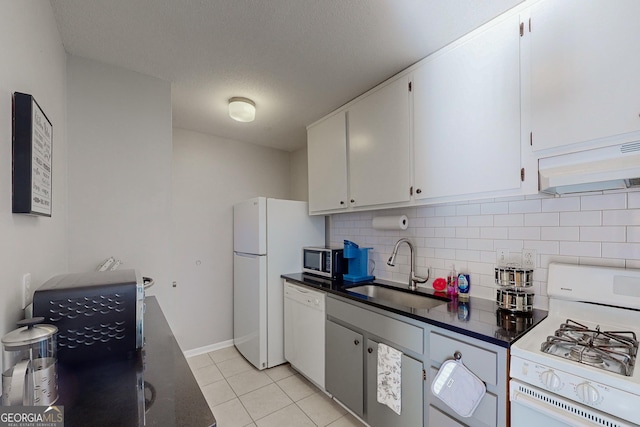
[458,272,469,301]
[447,265,458,296]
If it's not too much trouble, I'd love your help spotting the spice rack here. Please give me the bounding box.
[495,266,534,312]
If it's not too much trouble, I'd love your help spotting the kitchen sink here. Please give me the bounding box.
[345,284,448,310]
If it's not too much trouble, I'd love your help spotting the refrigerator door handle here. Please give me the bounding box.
[234,252,261,258]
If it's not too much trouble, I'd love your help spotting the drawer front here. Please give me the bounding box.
[429,332,497,386]
[429,367,497,427]
[327,296,423,354]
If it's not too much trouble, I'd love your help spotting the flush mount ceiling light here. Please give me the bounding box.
[228,97,256,122]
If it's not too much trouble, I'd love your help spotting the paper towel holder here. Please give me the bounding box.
[372,215,409,231]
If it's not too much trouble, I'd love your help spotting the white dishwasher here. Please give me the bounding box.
[283,280,326,389]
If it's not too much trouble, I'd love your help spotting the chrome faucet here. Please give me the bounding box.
[387,238,429,290]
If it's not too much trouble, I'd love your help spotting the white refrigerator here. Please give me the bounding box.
[233,197,325,370]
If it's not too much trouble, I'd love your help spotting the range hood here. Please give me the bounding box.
[539,142,640,194]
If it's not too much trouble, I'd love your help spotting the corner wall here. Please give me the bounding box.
[289,146,309,202]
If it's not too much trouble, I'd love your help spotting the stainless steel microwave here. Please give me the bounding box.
[302,247,346,280]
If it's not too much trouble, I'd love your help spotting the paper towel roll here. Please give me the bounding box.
[372,215,408,230]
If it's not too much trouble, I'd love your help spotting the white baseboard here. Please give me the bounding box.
[183,339,234,358]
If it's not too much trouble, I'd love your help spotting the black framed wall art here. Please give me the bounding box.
[12,92,53,216]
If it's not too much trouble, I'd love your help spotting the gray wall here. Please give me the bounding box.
[172,128,292,350]
[289,146,309,202]
[66,56,175,321]
[0,1,68,368]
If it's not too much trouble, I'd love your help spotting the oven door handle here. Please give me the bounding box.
[512,390,598,426]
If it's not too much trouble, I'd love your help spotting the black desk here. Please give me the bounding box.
[58,296,216,426]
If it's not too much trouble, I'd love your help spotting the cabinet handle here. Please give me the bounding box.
[354,339,360,346]
[416,188,422,194]
[350,199,355,204]
[367,347,373,354]
[454,351,462,360]
[340,200,345,205]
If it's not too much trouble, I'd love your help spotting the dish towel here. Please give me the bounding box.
[377,343,402,415]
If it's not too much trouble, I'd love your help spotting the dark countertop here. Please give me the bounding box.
[282,273,547,348]
[57,296,216,426]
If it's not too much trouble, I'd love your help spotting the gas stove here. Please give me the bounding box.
[510,263,640,427]
[541,319,638,377]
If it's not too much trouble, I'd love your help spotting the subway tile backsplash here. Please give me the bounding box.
[329,189,640,310]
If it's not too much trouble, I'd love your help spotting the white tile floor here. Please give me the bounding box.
[188,346,366,427]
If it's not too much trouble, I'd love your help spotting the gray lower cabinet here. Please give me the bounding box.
[326,296,425,426]
[365,339,423,427]
[325,294,510,427]
[325,319,364,417]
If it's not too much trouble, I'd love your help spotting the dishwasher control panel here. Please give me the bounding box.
[284,282,326,310]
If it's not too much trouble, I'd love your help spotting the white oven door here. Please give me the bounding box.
[510,380,633,427]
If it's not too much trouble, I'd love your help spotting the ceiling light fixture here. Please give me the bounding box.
[228,97,256,122]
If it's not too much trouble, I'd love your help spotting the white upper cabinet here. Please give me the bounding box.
[307,112,348,213]
[413,13,522,200]
[527,0,640,152]
[348,76,411,208]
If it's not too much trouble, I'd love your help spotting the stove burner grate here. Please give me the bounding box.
[569,346,604,365]
[540,319,638,376]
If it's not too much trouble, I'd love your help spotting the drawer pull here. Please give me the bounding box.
[354,339,360,346]
[368,347,373,354]
[454,351,462,360]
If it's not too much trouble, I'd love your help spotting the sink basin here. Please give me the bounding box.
[345,284,448,310]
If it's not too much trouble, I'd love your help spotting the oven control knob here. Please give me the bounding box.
[576,382,600,405]
[540,370,561,391]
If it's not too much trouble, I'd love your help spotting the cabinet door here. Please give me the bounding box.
[528,0,640,151]
[365,340,423,427]
[413,14,521,200]
[307,112,348,213]
[348,76,411,207]
[428,405,466,427]
[325,320,364,417]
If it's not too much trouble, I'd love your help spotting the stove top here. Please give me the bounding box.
[541,319,638,376]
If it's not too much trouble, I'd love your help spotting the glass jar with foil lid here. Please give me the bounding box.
[494,266,533,288]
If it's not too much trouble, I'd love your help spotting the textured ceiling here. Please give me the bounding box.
[50,0,523,152]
